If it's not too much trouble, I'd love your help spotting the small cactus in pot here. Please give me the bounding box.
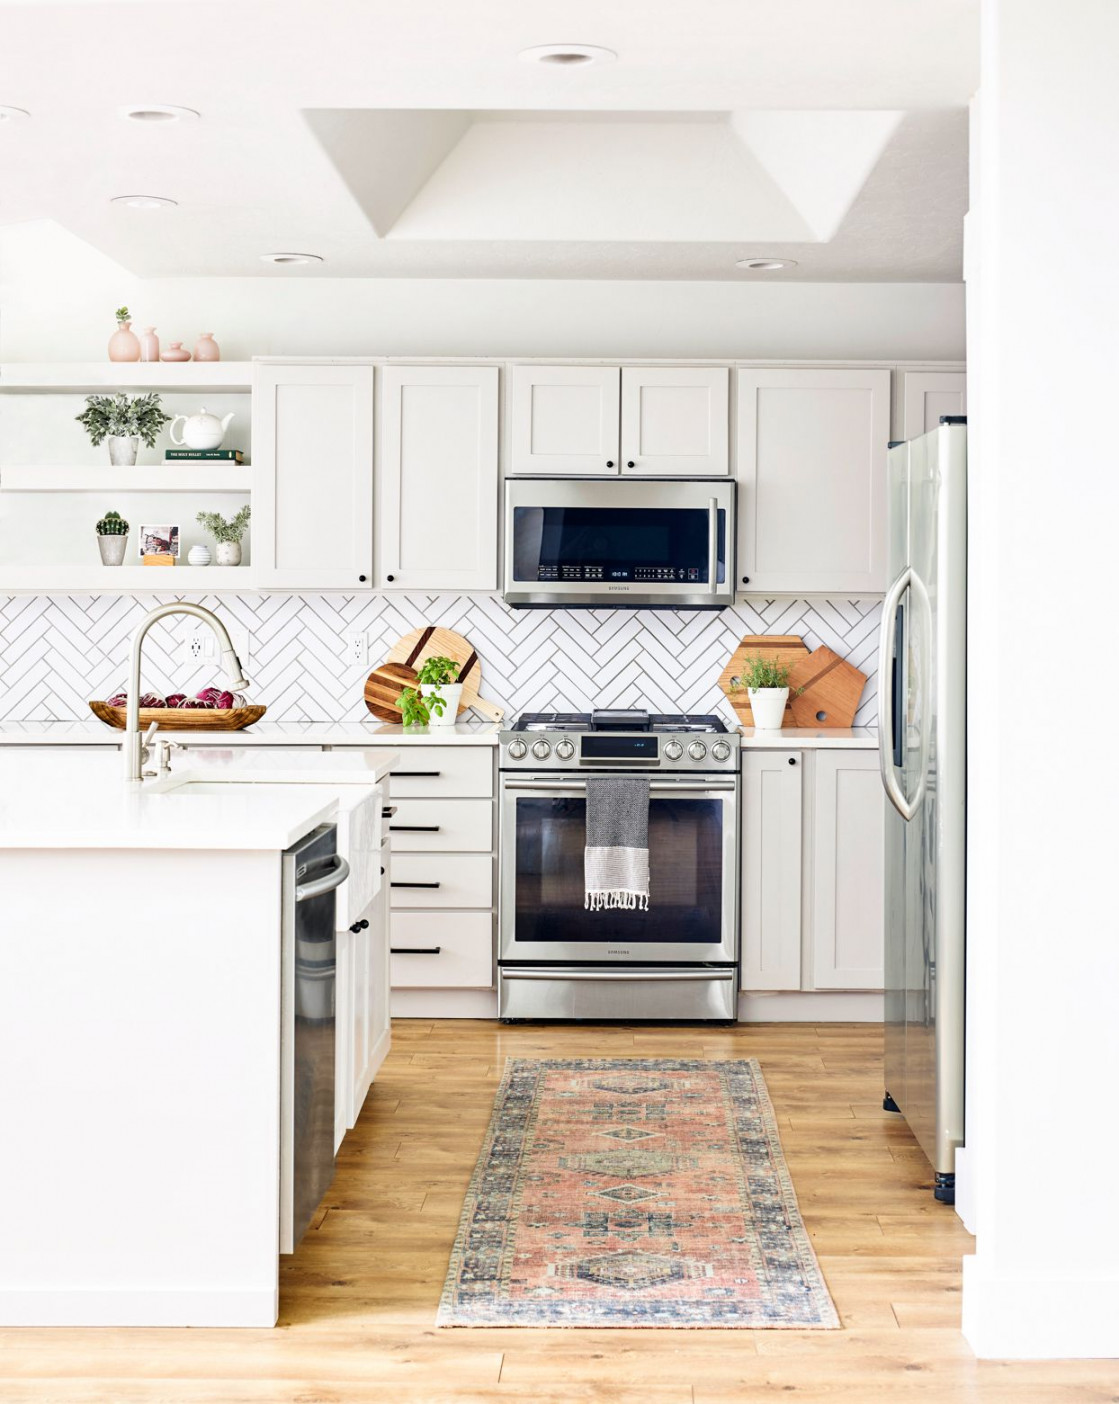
[96,509,129,567]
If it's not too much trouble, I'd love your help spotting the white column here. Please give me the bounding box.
[963,0,1119,1358]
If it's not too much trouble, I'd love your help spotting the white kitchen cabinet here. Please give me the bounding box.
[336,823,391,1146]
[811,751,885,990]
[253,363,374,589]
[736,368,891,594]
[899,370,967,440]
[509,365,620,474]
[741,751,804,991]
[378,365,499,590]
[620,366,729,476]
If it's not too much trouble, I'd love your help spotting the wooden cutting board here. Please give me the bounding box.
[786,646,868,728]
[718,635,810,726]
[364,626,504,724]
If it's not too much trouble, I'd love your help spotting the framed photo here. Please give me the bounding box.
[138,524,180,559]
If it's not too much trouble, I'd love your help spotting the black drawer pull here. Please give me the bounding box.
[394,771,441,778]
[349,919,369,933]
[391,946,442,955]
[390,824,440,832]
[382,805,398,818]
[391,880,441,889]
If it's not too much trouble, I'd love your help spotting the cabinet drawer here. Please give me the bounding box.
[390,911,493,988]
[388,798,493,852]
[389,853,493,908]
[389,747,493,799]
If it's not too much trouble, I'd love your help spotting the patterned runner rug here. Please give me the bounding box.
[437,1058,839,1328]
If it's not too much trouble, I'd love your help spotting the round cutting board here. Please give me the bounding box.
[364,626,504,723]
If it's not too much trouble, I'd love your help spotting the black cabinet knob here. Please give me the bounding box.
[606,460,615,468]
[626,460,635,468]
[788,757,797,766]
[741,576,750,585]
[349,918,369,933]
[386,574,395,582]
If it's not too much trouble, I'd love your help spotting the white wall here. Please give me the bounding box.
[0,221,964,363]
[962,0,1119,1359]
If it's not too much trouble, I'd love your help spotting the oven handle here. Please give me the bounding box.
[501,967,736,982]
[707,496,718,595]
[503,780,737,793]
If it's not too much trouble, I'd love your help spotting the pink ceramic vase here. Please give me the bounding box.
[139,327,160,363]
[108,320,141,363]
[193,332,220,362]
[161,342,191,363]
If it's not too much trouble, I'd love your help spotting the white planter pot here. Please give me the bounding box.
[214,540,242,567]
[187,544,211,567]
[419,682,464,726]
[97,533,128,566]
[107,435,139,467]
[748,686,788,730]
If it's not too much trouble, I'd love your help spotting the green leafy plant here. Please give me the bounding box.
[733,653,803,692]
[96,510,129,536]
[398,686,431,728]
[75,393,170,447]
[415,656,460,687]
[196,506,251,544]
[115,306,131,325]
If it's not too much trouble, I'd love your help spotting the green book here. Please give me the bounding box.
[163,448,245,462]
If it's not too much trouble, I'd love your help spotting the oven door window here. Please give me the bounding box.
[512,506,726,585]
[514,796,724,943]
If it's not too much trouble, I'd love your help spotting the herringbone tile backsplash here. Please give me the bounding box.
[0,592,882,726]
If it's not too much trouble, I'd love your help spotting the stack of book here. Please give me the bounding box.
[163,448,246,466]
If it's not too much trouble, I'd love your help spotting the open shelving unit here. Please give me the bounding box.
[0,362,253,394]
[0,464,251,493]
[0,565,252,593]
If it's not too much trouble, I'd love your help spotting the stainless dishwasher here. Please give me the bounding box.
[279,824,350,1253]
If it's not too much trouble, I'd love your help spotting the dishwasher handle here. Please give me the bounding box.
[295,854,350,903]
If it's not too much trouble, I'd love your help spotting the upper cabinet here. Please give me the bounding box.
[509,364,729,476]
[253,363,374,589]
[378,366,499,591]
[898,370,967,441]
[736,367,891,595]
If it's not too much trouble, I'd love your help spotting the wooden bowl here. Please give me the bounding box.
[89,701,267,732]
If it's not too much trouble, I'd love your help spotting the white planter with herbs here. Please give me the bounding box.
[734,652,799,731]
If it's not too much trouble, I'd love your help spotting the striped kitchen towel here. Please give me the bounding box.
[584,775,650,911]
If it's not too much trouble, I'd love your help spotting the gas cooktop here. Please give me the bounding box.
[511,709,731,734]
[501,709,739,772]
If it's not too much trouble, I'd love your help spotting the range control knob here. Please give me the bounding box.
[531,739,552,760]
[507,738,527,760]
[555,738,576,761]
[688,740,708,761]
[711,740,732,762]
[663,739,684,761]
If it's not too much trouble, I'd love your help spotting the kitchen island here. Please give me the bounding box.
[0,746,396,1328]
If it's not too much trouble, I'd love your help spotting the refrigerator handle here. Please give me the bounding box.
[878,567,919,822]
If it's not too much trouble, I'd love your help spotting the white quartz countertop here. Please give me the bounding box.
[0,747,398,850]
[738,727,878,749]
[0,719,500,747]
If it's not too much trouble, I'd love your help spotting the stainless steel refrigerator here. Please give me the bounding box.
[879,420,966,1204]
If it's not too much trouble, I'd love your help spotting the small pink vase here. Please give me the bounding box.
[108,320,141,363]
[161,342,191,363]
[139,327,160,363]
[193,332,220,362]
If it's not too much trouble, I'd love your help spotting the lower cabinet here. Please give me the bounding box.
[741,748,885,993]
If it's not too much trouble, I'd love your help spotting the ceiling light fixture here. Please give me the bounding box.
[119,104,200,124]
[111,194,178,210]
[736,258,798,271]
[0,106,30,121]
[518,43,617,67]
[260,252,324,266]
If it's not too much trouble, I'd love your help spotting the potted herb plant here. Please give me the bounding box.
[196,506,251,566]
[398,686,431,729]
[95,509,129,567]
[415,656,462,728]
[733,653,801,730]
[75,392,171,466]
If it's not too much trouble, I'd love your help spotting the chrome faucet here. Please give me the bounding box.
[124,602,251,782]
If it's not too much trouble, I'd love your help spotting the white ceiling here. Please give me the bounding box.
[0,0,978,281]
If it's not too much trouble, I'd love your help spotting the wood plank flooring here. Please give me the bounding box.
[1,1020,1116,1403]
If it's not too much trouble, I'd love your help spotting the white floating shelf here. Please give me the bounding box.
[0,464,251,493]
[0,566,253,594]
[0,362,254,394]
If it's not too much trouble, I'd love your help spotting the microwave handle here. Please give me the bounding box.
[707,497,718,595]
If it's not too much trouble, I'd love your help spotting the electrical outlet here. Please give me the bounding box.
[187,634,204,661]
[344,631,368,668]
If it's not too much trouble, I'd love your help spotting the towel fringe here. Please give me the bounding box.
[584,890,650,912]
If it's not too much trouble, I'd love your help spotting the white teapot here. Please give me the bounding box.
[169,406,234,451]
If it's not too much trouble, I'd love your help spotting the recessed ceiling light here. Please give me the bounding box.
[119,104,200,124]
[260,252,324,266]
[518,43,617,66]
[0,106,30,121]
[736,258,798,271]
[111,194,178,210]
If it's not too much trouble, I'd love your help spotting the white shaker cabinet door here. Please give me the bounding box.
[900,370,967,441]
[736,368,891,595]
[811,751,885,990]
[252,363,374,589]
[508,365,620,475]
[741,751,803,991]
[378,365,499,591]
[620,366,730,476]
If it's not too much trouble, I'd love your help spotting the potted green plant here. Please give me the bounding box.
[398,686,431,729]
[75,392,171,466]
[95,509,130,567]
[196,506,251,566]
[733,653,801,730]
[415,656,462,728]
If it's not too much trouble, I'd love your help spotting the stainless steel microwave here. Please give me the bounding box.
[503,477,736,609]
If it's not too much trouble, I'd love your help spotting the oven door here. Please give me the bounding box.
[500,775,738,964]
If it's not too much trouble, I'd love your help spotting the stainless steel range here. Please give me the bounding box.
[498,709,740,1022]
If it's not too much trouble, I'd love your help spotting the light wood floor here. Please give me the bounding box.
[1,1020,1115,1403]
